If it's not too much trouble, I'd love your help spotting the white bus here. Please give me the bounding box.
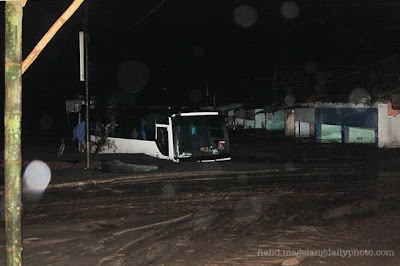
[93,111,231,162]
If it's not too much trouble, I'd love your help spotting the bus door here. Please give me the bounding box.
[155,120,176,161]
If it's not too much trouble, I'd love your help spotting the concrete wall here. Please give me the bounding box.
[289,108,316,138]
[255,109,265,128]
[299,122,311,137]
[347,127,376,144]
[266,110,285,131]
[388,115,400,147]
[294,102,400,147]
[235,118,244,128]
[378,103,388,147]
[294,108,315,124]
[319,124,342,143]
[315,107,378,129]
[244,119,255,129]
[378,102,400,148]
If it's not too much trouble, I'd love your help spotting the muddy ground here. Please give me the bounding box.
[1,132,400,265]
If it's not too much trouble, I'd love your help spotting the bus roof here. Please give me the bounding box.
[171,112,219,117]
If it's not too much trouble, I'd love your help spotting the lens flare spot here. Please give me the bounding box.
[233,5,258,29]
[23,160,51,196]
[281,1,300,19]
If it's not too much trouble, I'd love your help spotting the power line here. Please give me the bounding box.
[122,0,167,32]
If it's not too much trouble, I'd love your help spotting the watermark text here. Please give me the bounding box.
[258,248,395,258]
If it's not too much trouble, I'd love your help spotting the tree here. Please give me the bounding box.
[4,0,23,264]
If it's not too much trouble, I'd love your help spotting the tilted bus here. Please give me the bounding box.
[92,110,231,162]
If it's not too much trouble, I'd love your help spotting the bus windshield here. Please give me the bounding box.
[172,115,230,160]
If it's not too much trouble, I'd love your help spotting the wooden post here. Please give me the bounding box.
[22,0,85,74]
[4,0,23,265]
[84,1,91,169]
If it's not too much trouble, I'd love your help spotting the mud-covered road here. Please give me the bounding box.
[1,136,400,265]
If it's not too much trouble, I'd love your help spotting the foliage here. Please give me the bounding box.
[92,122,119,154]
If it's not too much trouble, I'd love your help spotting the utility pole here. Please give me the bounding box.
[4,0,23,265]
[84,1,90,169]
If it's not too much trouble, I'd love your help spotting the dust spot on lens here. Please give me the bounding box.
[40,114,54,131]
[236,173,248,184]
[281,1,300,20]
[233,5,258,29]
[188,89,203,103]
[285,94,296,106]
[234,197,264,224]
[191,209,217,230]
[161,183,176,199]
[285,161,295,169]
[117,60,150,94]
[304,60,318,74]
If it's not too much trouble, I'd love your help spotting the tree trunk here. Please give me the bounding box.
[4,0,23,265]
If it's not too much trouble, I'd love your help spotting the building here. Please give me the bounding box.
[284,99,400,147]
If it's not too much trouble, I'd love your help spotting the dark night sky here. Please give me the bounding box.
[1,0,400,136]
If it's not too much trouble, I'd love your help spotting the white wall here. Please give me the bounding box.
[255,109,265,129]
[378,103,400,148]
[388,114,400,147]
[300,122,311,137]
[294,108,315,124]
[295,121,311,137]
